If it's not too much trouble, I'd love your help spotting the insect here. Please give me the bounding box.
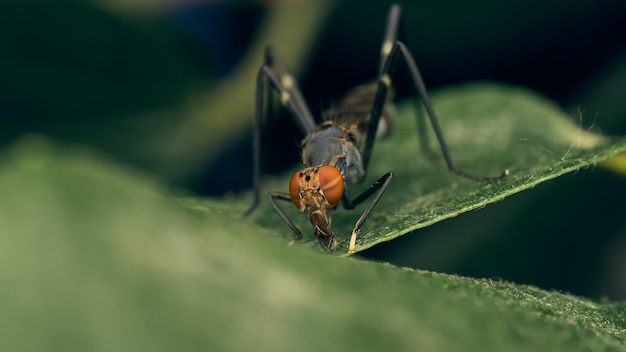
[245,4,508,253]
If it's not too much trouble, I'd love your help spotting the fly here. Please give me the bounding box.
[244,4,508,253]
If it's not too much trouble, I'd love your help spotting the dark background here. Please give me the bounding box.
[2,0,626,300]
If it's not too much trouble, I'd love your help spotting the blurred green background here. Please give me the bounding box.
[1,0,626,300]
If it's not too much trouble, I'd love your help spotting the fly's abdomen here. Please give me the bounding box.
[325,82,396,141]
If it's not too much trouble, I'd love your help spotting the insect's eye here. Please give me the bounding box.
[289,166,345,208]
[289,171,303,208]
[318,165,344,206]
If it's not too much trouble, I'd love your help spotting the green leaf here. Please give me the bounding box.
[241,82,626,254]
[0,138,624,351]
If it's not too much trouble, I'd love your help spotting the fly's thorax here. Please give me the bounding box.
[301,124,366,184]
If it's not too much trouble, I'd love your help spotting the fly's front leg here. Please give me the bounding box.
[342,171,394,253]
[268,192,305,244]
[269,191,338,250]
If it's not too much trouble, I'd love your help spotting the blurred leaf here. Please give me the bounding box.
[240,82,626,254]
[0,138,624,351]
[0,0,198,122]
[0,0,337,188]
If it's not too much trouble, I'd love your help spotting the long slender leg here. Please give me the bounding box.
[385,6,436,162]
[341,171,394,253]
[265,46,317,133]
[244,47,319,217]
[377,4,401,76]
[412,95,439,163]
[397,42,508,181]
[394,8,437,164]
[268,192,305,242]
[362,4,402,170]
[363,6,507,181]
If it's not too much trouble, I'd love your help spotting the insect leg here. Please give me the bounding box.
[364,5,507,181]
[377,4,402,76]
[244,47,318,217]
[268,192,305,242]
[342,171,394,253]
[361,5,403,171]
[392,42,508,181]
[264,46,317,133]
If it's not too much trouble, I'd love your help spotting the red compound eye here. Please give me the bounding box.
[289,171,302,208]
[289,166,345,208]
[318,165,344,206]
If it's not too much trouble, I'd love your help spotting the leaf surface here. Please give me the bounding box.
[0,139,624,351]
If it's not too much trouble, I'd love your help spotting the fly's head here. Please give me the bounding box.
[289,165,344,250]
